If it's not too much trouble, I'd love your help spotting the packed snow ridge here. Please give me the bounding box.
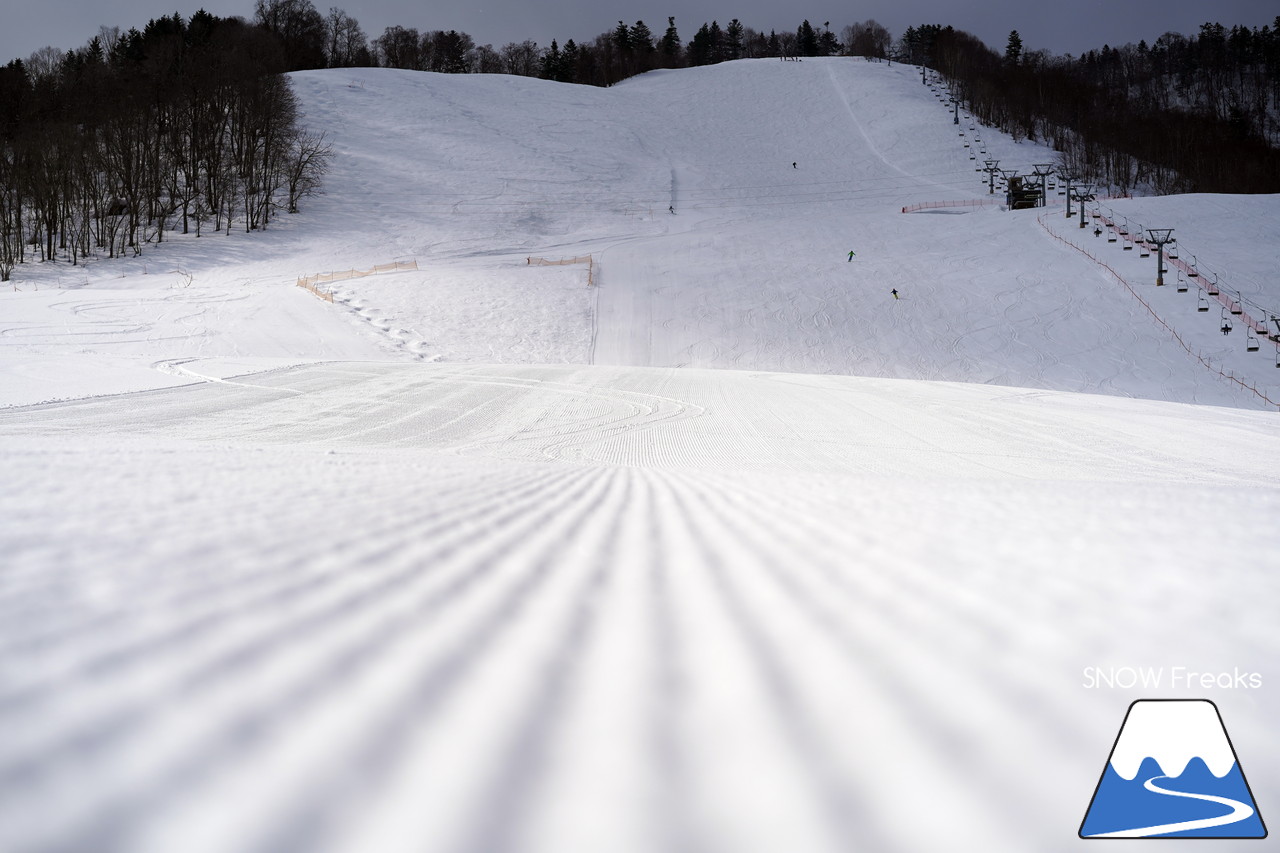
[1,58,1278,853]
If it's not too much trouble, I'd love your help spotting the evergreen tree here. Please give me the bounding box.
[708,21,724,63]
[1005,29,1023,65]
[630,21,654,53]
[688,23,711,66]
[561,39,579,82]
[818,21,839,56]
[797,20,819,57]
[725,19,744,60]
[613,21,631,53]
[540,38,561,80]
[659,17,681,66]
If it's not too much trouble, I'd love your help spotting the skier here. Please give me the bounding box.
[1094,227,1103,237]
[1222,322,1232,335]
[848,250,856,262]
[891,288,899,299]
[669,205,675,214]
[793,162,797,169]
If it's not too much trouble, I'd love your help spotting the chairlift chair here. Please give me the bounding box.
[1197,292,1209,312]
[1187,259,1199,278]
[1207,274,1219,296]
[1231,302,1243,316]
[1176,270,1187,292]
[1246,328,1259,352]
[1168,242,1179,259]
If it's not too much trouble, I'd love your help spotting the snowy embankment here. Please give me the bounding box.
[1,59,1278,853]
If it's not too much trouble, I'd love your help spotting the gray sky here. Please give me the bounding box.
[4,0,1277,66]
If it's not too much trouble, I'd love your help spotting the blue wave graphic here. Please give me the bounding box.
[1081,756,1266,838]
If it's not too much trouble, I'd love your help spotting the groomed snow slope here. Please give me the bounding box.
[1,59,1279,853]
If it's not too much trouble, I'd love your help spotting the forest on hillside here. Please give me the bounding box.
[903,22,1280,194]
[0,10,330,281]
[2,0,1277,281]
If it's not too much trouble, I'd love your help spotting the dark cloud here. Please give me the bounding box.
[4,0,1276,67]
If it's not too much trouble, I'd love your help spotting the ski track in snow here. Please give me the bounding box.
[1,58,1279,853]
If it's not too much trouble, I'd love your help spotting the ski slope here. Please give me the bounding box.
[2,59,1279,853]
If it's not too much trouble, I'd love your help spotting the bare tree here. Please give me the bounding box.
[325,7,368,67]
[284,128,332,213]
[501,40,541,76]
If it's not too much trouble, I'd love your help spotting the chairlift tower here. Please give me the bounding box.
[984,159,1000,195]
[1145,228,1175,287]
[1062,173,1076,217]
[1072,184,1094,228]
[1031,164,1054,209]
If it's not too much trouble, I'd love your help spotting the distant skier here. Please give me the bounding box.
[848,250,856,262]
[669,205,675,214]
[891,288,899,299]
[793,162,797,169]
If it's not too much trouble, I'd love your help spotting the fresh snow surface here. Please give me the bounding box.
[2,59,1278,853]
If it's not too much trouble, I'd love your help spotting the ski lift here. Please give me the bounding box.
[1176,270,1187,292]
[1231,301,1243,316]
[1207,274,1219,296]
[1107,231,1117,243]
[1246,328,1259,352]
[1197,292,1209,312]
[1139,240,1150,258]
[1168,241,1179,259]
[1187,256,1199,278]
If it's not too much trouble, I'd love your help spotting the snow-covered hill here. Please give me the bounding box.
[1,59,1277,853]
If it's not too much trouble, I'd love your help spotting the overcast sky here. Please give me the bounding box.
[4,0,1277,66]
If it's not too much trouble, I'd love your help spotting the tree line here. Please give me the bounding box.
[0,7,331,282]
[5,0,1275,283]
[904,20,1280,194]
[244,0,1276,194]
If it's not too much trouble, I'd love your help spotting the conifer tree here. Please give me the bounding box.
[1005,29,1023,65]
[540,39,561,80]
[797,20,819,57]
[659,17,681,66]
[725,20,744,60]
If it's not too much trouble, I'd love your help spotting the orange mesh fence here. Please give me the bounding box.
[526,254,595,286]
[297,260,419,300]
[1038,211,1278,410]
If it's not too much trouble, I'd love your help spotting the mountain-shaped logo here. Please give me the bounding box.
[1080,699,1266,838]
